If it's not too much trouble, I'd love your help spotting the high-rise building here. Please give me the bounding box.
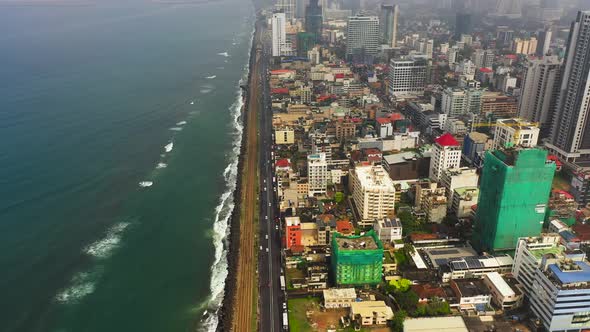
[455,13,472,40]
[296,32,316,57]
[350,165,396,226]
[518,56,561,138]
[512,37,537,55]
[331,230,383,286]
[440,167,479,208]
[496,0,522,18]
[307,152,328,196]
[473,148,555,252]
[379,4,399,47]
[388,56,428,97]
[295,0,309,18]
[346,15,380,62]
[305,0,323,42]
[547,11,590,163]
[513,234,590,332]
[284,216,302,249]
[276,0,296,20]
[441,88,482,117]
[492,118,540,150]
[429,133,462,182]
[536,27,552,56]
[271,13,291,57]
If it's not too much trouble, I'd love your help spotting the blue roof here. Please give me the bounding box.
[548,261,590,284]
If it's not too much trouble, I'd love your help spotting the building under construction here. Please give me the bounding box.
[473,148,556,253]
[331,230,384,286]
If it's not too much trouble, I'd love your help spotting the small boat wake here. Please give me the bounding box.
[139,181,153,188]
[217,51,229,57]
[206,75,216,79]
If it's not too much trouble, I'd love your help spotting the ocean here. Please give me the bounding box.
[0,0,254,331]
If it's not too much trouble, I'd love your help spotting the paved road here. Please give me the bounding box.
[257,19,285,332]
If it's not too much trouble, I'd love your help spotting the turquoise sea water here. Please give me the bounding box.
[0,1,253,331]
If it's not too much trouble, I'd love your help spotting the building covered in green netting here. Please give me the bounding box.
[331,230,383,286]
[473,148,556,253]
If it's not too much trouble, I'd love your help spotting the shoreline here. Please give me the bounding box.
[215,16,259,332]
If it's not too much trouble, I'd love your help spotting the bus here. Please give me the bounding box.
[279,275,286,291]
[282,311,288,330]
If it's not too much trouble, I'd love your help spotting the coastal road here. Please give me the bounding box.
[257,20,284,332]
[230,18,263,332]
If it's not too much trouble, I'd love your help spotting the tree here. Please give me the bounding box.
[334,192,345,203]
[395,289,419,312]
[391,310,407,332]
[387,278,412,293]
[401,243,415,257]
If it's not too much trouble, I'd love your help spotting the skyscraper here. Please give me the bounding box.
[305,0,323,43]
[536,27,552,56]
[548,11,590,163]
[276,0,296,20]
[388,56,428,97]
[455,13,472,40]
[346,15,380,62]
[518,56,561,138]
[379,4,399,48]
[473,148,555,252]
[271,13,288,57]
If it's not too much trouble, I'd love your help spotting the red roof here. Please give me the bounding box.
[270,69,293,74]
[271,88,289,95]
[336,220,353,234]
[505,54,517,60]
[376,117,391,125]
[389,113,404,121]
[553,189,574,199]
[547,155,563,166]
[479,67,493,73]
[435,133,460,147]
[276,159,291,168]
[572,224,590,242]
[334,73,345,79]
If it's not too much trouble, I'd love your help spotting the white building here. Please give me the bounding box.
[323,288,357,309]
[350,301,394,326]
[483,272,522,310]
[373,217,402,242]
[513,234,590,332]
[441,88,482,117]
[548,11,590,162]
[440,167,479,208]
[346,15,380,60]
[388,56,428,97]
[492,118,540,150]
[452,187,479,218]
[429,133,461,182]
[350,165,396,226]
[442,255,514,283]
[271,13,292,57]
[308,153,328,196]
[518,56,561,137]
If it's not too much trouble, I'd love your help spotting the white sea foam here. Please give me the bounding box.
[169,127,183,131]
[84,222,131,259]
[55,272,97,304]
[199,22,254,332]
[217,51,229,57]
[164,142,173,153]
[56,221,132,304]
[176,121,187,126]
[206,75,216,79]
[156,162,168,169]
[200,88,213,94]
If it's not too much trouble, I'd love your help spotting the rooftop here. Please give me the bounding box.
[453,279,490,298]
[354,165,396,191]
[350,301,394,319]
[485,272,515,297]
[548,260,590,285]
[404,316,468,332]
[435,133,459,147]
[323,288,357,300]
[335,236,378,250]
